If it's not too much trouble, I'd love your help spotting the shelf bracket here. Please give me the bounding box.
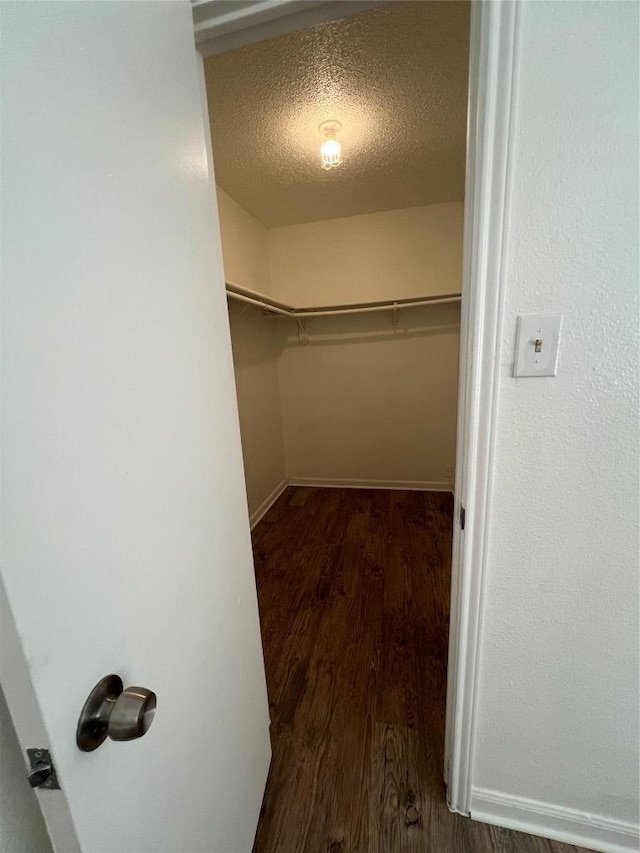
[296,318,308,344]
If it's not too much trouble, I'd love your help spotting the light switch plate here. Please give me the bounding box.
[513,313,562,377]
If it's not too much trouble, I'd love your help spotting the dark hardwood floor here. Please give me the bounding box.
[251,487,590,853]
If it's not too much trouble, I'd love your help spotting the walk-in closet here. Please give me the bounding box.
[204,3,471,849]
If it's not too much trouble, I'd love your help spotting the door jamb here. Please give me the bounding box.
[193,0,521,817]
[444,0,520,815]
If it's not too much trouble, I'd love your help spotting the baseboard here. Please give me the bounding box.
[249,477,454,529]
[249,479,288,529]
[470,788,639,853]
[288,477,453,493]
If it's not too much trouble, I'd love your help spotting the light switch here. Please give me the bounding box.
[513,313,562,377]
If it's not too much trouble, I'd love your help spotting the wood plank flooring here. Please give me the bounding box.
[251,487,590,853]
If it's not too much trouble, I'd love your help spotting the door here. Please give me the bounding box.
[0,2,271,851]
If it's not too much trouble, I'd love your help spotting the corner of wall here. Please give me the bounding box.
[215,185,272,293]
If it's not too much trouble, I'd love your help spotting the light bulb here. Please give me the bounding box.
[321,137,342,169]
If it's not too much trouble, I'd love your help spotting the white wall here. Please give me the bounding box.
[268,202,464,305]
[0,686,52,853]
[472,0,639,841]
[216,187,286,518]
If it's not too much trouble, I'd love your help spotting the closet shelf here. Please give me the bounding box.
[225,281,461,319]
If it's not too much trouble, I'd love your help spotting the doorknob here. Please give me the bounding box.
[76,674,156,752]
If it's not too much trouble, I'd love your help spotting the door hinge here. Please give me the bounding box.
[26,748,60,790]
[459,505,466,530]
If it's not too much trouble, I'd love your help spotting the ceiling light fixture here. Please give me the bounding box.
[319,120,343,170]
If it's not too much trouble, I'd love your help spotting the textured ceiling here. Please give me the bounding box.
[204,1,470,228]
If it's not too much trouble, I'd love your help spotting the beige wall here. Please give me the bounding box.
[228,303,286,520]
[218,192,461,495]
[268,202,463,305]
[217,187,285,520]
[278,303,459,487]
[269,202,462,487]
[216,186,272,294]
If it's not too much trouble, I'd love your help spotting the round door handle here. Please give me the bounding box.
[76,674,157,752]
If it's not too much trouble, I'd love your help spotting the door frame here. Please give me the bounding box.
[193,0,520,818]
[444,0,519,816]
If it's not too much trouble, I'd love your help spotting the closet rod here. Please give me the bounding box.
[226,281,293,313]
[226,283,462,318]
[226,289,294,317]
[289,295,461,318]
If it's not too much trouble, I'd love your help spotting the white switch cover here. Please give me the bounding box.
[513,313,563,377]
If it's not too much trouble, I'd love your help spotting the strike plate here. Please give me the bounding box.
[27,748,60,790]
